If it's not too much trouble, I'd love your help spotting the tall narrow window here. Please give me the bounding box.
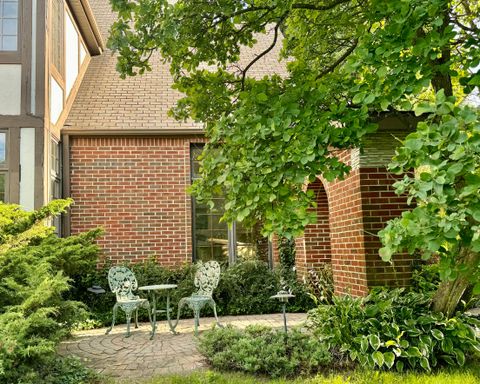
[50,139,62,234]
[190,144,270,264]
[191,144,229,262]
[0,0,18,51]
[51,0,64,74]
[0,131,8,202]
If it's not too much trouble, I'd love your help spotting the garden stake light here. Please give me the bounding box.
[270,290,295,333]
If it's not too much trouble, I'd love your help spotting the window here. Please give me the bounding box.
[0,0,18,51]
[50,139,62,234]
[191,144,270,265]
[51,0,64,74]
[0,131,7,202]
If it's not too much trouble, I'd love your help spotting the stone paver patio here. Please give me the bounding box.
[58,313,307,380]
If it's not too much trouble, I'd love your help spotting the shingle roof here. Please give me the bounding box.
[65,0,286,132]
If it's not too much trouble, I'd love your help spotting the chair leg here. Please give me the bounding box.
[209,299,223,328]
[125,310,133,338]
[193,307,200,336]
[172,298,187,331]
[106,303,118,335]
[135,309,139,329]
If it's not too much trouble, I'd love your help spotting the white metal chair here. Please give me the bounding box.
[105,266,152,337]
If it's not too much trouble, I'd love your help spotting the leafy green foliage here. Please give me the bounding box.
[378,94,480,311]
[0,201,101,383]
[278,237,296,279]
[108,0,479,239]
[411,263,441,296]
[198,325,331,378]
[304,264,334,305]
[308,288,480,372]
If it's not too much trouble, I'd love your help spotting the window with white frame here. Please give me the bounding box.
[0,0,18,51]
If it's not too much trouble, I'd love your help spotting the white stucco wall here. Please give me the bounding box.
[0,64,21,115]
[50,76,63,123]
[65,12,79,95]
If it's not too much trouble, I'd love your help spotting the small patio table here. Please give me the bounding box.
[138,284,177,339]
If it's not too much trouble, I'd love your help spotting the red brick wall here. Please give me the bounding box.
[360,167,413,287]
[327,168,369,297]
[69,136,204,266]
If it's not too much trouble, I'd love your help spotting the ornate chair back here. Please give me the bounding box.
[107,266,139,302]
[193,260,221,297]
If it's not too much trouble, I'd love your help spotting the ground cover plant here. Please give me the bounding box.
[308,287,480,372]
[0,200,102,383]
[198,325,332,378]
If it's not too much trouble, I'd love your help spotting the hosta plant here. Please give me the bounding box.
[308,288,480,372]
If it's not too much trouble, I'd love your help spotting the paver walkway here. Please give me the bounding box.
[58,313,307,381]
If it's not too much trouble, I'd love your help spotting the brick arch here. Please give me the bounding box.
[304,179,332,267]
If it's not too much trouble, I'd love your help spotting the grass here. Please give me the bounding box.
[134,362,480,384]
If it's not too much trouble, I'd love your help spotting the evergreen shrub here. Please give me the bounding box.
[0,201,101,383]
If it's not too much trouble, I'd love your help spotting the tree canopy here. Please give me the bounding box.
[109,0,479,237]
[108,0,480,312]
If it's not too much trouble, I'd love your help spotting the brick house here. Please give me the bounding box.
[0,0,416,295]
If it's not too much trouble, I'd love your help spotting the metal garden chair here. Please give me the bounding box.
[173,260,223,335]
[105,266,152,337]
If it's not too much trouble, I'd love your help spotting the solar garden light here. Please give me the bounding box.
[87,285,106,294]
[270,290,295,333]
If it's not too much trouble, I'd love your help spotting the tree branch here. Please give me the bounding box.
[452,18,480,34]
[292,0,351,11]
[240,16,286,90]
[316,39,358,79]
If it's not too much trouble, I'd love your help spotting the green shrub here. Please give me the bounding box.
[304,263,334,305]
[308,288,480,372]
[0,201,101,383]
[198,325,331,378]
[278,237,296,280]
[15,356,102,384]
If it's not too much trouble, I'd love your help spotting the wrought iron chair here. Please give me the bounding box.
[105,266,152,337]
[173,260,222,335]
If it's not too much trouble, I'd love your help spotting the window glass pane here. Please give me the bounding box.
[3,18,15,34]
[236,222,269,263]
[1,35,15,50]
[3,2,17,17]
[0,133,5,163]
[0,0,18,51]
[0,173,5,202]
[50,140,62,235]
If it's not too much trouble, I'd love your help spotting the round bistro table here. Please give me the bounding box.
[138,284,178,339]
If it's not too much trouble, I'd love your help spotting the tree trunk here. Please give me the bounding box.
[432,248,480,316]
